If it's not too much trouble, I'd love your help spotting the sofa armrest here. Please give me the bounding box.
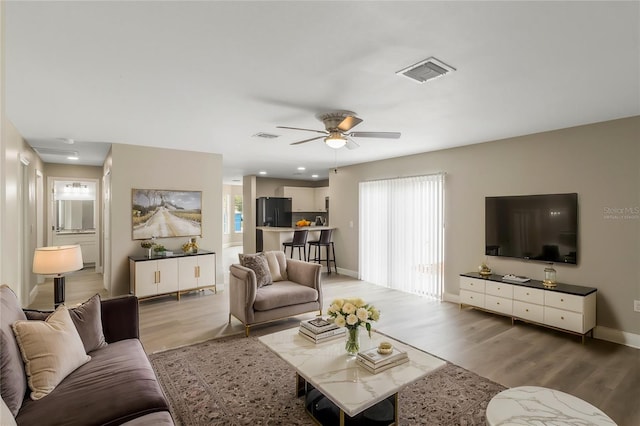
[229,264,258,323]
[101,295,139,343]
[286,259,321,289]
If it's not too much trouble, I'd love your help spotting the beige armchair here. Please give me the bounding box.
[229,251,322,336]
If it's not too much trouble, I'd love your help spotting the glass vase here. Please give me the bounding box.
[147,248,153,259]
[345,327,360,356]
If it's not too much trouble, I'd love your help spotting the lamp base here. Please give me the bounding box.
[54,276,66,308]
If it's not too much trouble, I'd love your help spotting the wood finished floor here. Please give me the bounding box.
[30,259,639,426]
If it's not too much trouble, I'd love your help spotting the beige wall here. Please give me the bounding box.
[1,120,45,305]
[330,116,640,336]
[108,144,223,296]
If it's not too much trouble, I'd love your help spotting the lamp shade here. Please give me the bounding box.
[33,245,83,275]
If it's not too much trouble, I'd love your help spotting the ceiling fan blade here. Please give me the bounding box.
[337,116,363,132]
[349,131,401,139]
[277,126,327,135]
[290,136,325,145]
[345,137,360,150]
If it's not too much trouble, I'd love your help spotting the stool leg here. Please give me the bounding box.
[325,245,330,273]
[331,242,337,273]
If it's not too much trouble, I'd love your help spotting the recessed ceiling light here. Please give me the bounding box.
[259,171,267,175]
[311,174,319,178]
[67,156,79,160]
[297,167,306,171]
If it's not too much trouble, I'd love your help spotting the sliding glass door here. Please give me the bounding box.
[359,174,444,300]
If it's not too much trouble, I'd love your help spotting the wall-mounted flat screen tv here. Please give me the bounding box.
[485,193,578,264]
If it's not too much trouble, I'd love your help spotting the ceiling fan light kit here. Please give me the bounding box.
[278,110,401,149]
[325,132,347,149]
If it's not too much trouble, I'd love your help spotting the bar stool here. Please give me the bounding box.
[307,229,337,273]
[282,229,308,261]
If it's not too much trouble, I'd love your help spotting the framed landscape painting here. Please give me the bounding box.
[132,189,202,240]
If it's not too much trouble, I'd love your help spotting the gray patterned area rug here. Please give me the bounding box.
[149,334,506,426]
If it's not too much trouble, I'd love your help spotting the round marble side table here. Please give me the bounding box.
[486,386,616,425]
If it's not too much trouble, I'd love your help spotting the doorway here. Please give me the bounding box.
[47,177,100,268]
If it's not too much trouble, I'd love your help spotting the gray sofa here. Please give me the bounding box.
[229,252,322,336]
[0,285,174,425]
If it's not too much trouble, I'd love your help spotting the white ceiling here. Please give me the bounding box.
[5,1,639,184]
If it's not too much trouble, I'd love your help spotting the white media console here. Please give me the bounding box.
[460,272,597,343]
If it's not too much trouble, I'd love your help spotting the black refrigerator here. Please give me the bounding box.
[256,197,292,251]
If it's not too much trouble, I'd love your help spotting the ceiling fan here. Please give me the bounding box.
[277,110,400,150]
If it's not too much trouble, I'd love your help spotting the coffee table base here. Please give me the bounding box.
[297,374,398,426]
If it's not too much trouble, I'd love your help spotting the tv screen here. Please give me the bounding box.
[485,193,578,264]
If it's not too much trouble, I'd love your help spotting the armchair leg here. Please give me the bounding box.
[228,313,231,324]
[245,326,250,337]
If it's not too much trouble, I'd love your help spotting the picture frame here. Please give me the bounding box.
[132,189,202,240]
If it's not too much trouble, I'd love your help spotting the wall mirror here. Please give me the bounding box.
[53,180,97,232]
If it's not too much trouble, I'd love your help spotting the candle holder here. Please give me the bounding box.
[543,265,557,287]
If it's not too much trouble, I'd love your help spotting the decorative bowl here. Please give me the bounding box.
[377,342,393,354]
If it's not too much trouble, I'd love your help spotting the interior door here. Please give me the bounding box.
[103,171,111,293]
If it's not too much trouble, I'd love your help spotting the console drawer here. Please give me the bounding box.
[485,295,512,315]
[485,281,514,298]
[460,277,485,292]
[513,286,544,304]
[513,300,544,323]
[460,289,484,308]
[544,306,584,333]
[545,292,584,313]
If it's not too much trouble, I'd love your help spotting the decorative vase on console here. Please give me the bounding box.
[140,238,156,259]
[327,297,380,356]
[478,262,492,277]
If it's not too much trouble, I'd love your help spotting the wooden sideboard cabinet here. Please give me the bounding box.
[129,250,216,300]
[460,272,597,342]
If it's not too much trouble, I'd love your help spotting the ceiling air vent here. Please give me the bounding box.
[253,132,279,139]
[396,57,456,84]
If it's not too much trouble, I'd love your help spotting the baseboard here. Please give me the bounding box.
[443,292,460,304]
[594,325,640,349]
[335,267,358,278]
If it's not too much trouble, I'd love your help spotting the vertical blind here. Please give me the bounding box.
[359,174,444,300]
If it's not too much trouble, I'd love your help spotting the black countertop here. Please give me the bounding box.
[129,249,215,262]
[460,272,597,296]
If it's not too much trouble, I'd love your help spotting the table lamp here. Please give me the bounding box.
[33,245,83,307]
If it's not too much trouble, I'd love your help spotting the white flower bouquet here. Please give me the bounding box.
[327,298,380,338]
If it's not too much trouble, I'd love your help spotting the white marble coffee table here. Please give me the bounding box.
[486,386,616,425]
[259,327,446,425]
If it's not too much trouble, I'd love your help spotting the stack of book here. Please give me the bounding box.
[356,346,409,374]
[298,317,346,343]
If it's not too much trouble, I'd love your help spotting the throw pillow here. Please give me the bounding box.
[239,253,273,288]
[25,294,107,353]
[12,306,91,400]
[0,285,28,416]
[264,251,288,282]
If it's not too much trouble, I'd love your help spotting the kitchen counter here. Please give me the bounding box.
[257,226,333,232]
[256,226,335,253]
